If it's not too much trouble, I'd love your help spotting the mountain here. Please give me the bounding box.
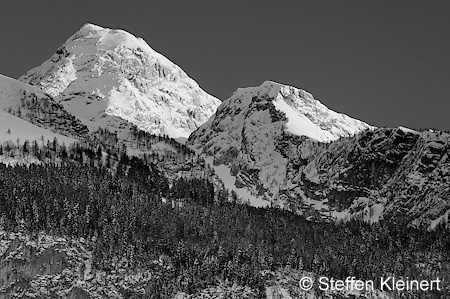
[0,75,218,192]
[2,27,220,195]
[19,23,221,139]
[188,81,450,228]
[187,80,373,205]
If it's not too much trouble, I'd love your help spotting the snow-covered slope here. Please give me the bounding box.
[1,74,44,106]
[19,23,221,138]
[0,110,77,165]
[0,74,88,139]
[188,81,373,206]
[0,74,85,165]
[0,110,75,145]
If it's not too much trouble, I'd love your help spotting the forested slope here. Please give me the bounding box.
[0,141,449,298]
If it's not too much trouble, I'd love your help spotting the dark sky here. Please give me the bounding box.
[1,1,449,130]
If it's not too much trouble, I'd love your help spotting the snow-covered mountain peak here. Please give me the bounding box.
[228,81,374,142]
[80,22,104,32]
[74,23,104,37]
[68,23,159,56]
[19,23,221,138]
[188,81,374,207]
[234,80,314,102]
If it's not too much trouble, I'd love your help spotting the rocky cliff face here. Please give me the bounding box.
[19,23,221,138]
[0,231,159,299]
[0,231,395,299]
[188,81,450,228]
[285,127,450,228]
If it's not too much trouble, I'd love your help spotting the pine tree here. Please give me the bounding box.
[105,153,111,168]
[23,140,30,155]
[96,146,102,160]
[60,144,68,160]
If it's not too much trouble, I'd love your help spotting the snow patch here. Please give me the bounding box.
[398,126,419,134]
[273,97,335,142]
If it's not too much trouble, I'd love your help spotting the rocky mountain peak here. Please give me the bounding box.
[19,23,221,138]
